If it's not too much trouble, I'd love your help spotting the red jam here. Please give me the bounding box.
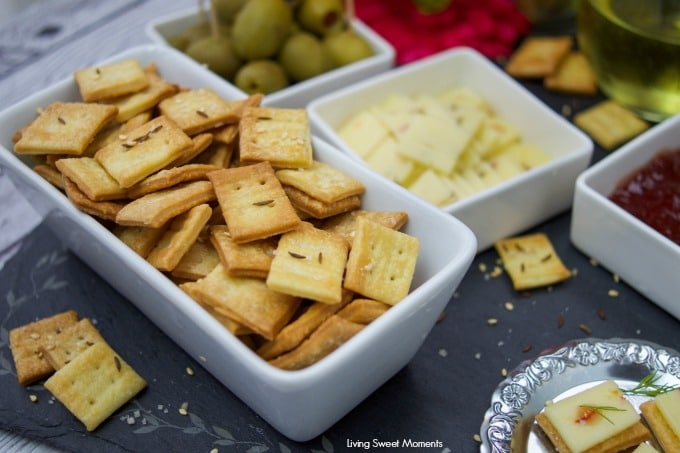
[609,148,680,245]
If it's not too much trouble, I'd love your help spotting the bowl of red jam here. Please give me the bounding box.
[570,114,680,321]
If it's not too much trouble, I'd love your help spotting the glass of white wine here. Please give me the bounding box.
[577,0,680,122]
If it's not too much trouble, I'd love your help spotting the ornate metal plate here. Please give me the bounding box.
[480,337,680,452]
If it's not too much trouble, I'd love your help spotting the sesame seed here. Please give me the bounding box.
[504,302,514,311]
[186,367,194,376]
[608,289,619,297]
[487,318,498,326]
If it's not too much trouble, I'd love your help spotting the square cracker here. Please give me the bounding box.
[44,341,146,431]
[275,160,365,204]
[344,216,419,305]
[239,106,313,168]
[544,51,598,96]
[640,399,680,453]
[95,115,194,188]
[171,239,221,280]
[268,315,364,370]
[14,102,118,156]
[283,185,361,219]
[505,36,573,78]
[182,263,300,340]
[321,210,409,246]
[116,180,216,228]
[208,162,301,243]
[574,100,649,150]
[494,232,571,291]
[146,203,213,272]
[158,88,240,135]
[107,65,178,123]
[126,163,222,199]
[210,225,277,279]
[337,298,390,324]
[74,59,149,102]
[63,177,125,222]
[40,318,106,370]
[9,310,79,385]
[266,222,350,304]
[55,157,127,201]
[113,224,167,258]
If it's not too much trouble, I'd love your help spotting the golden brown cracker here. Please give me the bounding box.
[283,185,361,219]
[112,224,167,258]
[494,232,571,290]
[505,36,573,78]
[40,318,106,370]
[158,88,240,135]
[55,157,127,201]
[640,400,680,453]
[268,315,364,370]
[44,341,146,431]
[33,164,65,189]
[107,66,178,122]
[171,239,221,280]
[321,210,409,246]
[126,163,222,199]
[146,203,213,271]
[74,59,149,102]
[168,132,214,167]
[238,106,313,168]
[266,222,350,304]
[208,162,301,243]
[337,298,390,324]
[209,225,277,279]
[275,160,365,204]
[182,263,300,340]
[544,51,598,96]
[8,310,79,385]
[343,216,419,305]
[115,180,216,228]
[574,100,649,150]
[14,102,118,156]
[63,177,125,222]
[95,115,194,188]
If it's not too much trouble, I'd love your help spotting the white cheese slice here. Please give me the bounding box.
[543,380,640,453]
[338,109,389,158]
[655,388,680,438]
[632,442,659,453]
[406,169,454,206]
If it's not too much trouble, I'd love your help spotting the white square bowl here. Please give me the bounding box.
[145,7,396,109]
[570,114,680,321]
[308,47,594,251]
[0,44,477,441]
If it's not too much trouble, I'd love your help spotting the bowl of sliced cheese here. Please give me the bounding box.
[308,47,593,251]
[0,44,477,441]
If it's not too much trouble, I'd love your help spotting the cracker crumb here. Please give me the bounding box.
[186,366,194,376]
[210,449,219,453]
[179,402,189,416]
[473,433,481,443]
[561,104,572,117]
[438,348,448,357]
[487,318,498,326]
[501,368,508,377]
[474,352,482,360]
[489,266,503,278]
[478,263,487,272]
[608,289,619,297]
[504,302,514,311]
[29,394,38,403]
[590,257,599,266]
[612,273,620,283]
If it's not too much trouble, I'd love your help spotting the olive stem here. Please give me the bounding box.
[209,0,221,40]
[344,0,354,31]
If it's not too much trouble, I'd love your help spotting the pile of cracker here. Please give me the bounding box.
[504,35,649,150]
[11,59,420,372]
[9,310,146,431]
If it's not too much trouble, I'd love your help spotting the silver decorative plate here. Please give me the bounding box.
[480,338,680,453]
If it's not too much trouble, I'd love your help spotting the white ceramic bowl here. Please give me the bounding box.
[145,7,396,109]
[308,47,594,251]
[0,45,477,441]
[571,114,680,321]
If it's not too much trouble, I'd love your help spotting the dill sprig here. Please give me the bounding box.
[624,372,679,397]
[579,405,625,425]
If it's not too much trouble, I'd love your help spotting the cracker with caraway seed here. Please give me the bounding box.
[239,106,313,168]
[275,160,365,204]
[181,263,300,340]
[505,35,573,78]
[146,203,213,271]
[268,315,364,370]
[55,157,127,201]
[574,100,649,150]
[208,162,301,243]
[171,240,221,280]
[168,132,214,168]
[74,59,149,102]
[266,222,350,304]
[494,232,571,290]
[158,88,240,135]
[209,225,277,279]
[181,283,254,335]
[344,216,419,305]
[9,310,79,385]
[115,180,216,228]
[95,115,194,188]
[107,65,178,122]
[44,341,146,431]
[40,318,106,370]
[14,102,118,156]
[321,210,409,247]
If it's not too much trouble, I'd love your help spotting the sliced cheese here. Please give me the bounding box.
[543,380,640,453]
[337,109,389,158]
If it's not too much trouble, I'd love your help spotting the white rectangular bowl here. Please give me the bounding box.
[571,114,680,321]
[308,47,594,251]
[145,7,396,109]
[0,45,477,441]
